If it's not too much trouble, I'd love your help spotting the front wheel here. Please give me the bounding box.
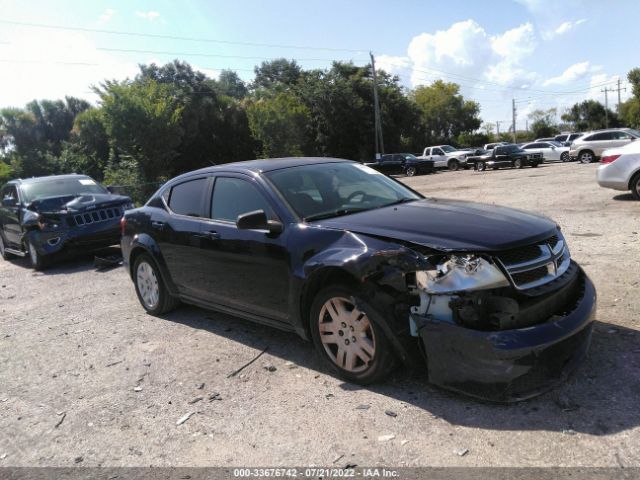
[405,166,417,177]
[310,285,396,384]
[0,234,15,260]
[133,253,180,315]
[476,162,486,172]
[631,172,640,200]
[561,152,569,162]
[514,158,523,169]
[27,239,48,270]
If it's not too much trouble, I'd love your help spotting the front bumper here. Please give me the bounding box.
[415,268,596,402]
[27,221,121,257]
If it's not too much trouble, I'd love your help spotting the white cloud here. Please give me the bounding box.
[543,18,587,39]
[543,61,595,86]
[97,8,116,25]
[375,54,411,76]
[0,27,139,108]
[135,11,161,22]
[491,23,536,61]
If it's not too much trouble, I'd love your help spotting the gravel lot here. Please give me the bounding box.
[1,162,639,467]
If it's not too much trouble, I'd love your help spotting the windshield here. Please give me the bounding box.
[440,145,457,153]
[21,177,108,203]
[265,162,422,221]
[629,129,640,138]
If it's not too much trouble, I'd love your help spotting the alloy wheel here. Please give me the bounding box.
[29,243,38,266]
[406,166,416,177]
[580,152,593,164]
[514,159,522,168]
[0,235,5,257]
[318,296,376,373]
[136,261,160,310]
[561,152,569,162]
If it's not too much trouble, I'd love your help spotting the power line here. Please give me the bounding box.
[0,19,367,53]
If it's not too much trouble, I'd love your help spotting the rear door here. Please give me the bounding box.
[156,176,213,298]
[198,174,291,322]
[0,184,22,247]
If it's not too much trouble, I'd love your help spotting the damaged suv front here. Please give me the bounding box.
[404,231,595,401]
[0,174,133,269]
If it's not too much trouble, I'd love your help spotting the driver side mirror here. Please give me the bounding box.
[2,197,17,207]
[236,209,283,235]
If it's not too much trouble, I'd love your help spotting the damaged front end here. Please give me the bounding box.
[405,233,596,402]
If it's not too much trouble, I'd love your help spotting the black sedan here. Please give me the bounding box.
[121,158,596,401]
[0,175,133,269]
[364,153,434,176]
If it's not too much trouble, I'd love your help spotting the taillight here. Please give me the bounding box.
[120,216,126,235]
[600,154,620,164]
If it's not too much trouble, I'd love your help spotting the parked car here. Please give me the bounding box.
[521,141,571,162]
[417,145,472,171]
[555,133,583,147]
[364,154,434,177]
[483,142,509,151]
[596,140,640,199]
[569,128,640,163]
[467,144,543,171]
[0,174,134,269]
[121,157,596,402]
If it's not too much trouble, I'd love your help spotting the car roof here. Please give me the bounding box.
[172,157,355,182]
[8,174,93,186]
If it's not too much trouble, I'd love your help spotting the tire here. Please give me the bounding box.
[309,285,396,385]
[405,166,417,177]
[630,172,640,200]
[476,162,486,172]
[0,233,15,260]
[133,253,180,315]
[514,158,523,169]
[561,152,569,162]
[448,159,460,171]
[579,150,594,164]
[532,162,539,168]
[27,239,48,270]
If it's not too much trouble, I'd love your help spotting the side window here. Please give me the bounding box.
[211,177,273,223]
[591,132,613,141]
[433,148,444,155]
[168,178,207,217]
[495,147,504,155]
[614,131,631,139]
[424,148,431,156]
[2,185,18,203]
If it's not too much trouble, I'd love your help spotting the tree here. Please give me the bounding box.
[252,59,302,90]
[561,100,620,131]
[247,92,310,158]
[619,68,640,129]
[528,108,558,139]
[411,81,481,146]
[214,70,248,99]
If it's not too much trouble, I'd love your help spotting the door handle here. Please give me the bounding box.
[151,221,165,230]
[200,230,220,240]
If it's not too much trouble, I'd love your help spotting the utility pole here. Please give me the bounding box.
[525,119,529,132]
[496,121,502,136]
[512,98,517,144]
[601,87,614,128]
[615,79,626,110]
[370,52,384,156]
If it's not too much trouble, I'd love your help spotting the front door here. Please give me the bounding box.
[198,175,290,322]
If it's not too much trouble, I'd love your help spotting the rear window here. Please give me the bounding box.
[168,178,207,217]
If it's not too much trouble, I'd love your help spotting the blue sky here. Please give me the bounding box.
[0,0,637,130]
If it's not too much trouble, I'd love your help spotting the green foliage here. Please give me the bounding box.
[561,100,620,131]
[215,70,248,99]
[412,80,482,146]
[252,58,302,90]
[528,108,558,138]
[247,92,310,158]
[619,69,640,129]
[0,160,13,184]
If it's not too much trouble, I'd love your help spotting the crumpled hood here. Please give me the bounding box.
[29,193,131,213]
[314,198,558,251]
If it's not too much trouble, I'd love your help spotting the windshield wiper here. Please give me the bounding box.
[383,198,418,207]
[304,207,369,222]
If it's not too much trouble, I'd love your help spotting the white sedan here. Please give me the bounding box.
[596,140,640,200]
[521,141,571,162]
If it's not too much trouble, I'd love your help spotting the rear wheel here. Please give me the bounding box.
[405,166,417,177]
[448,159,460,171]
[476,162,486,172]
[27,239,48,270]
[133,253,180,315]
[310,285,396,384]
[532,162,539,168]
[579,150,594,164]
[514,158,523,169]
[631,172,640,200]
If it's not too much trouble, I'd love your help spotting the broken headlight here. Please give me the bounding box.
[415,254,509,294]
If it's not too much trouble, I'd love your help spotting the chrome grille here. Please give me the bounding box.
[74,206,122,226]
[494,233,570,290]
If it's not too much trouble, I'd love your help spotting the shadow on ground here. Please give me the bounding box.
[6,246,121,275]
[161,305,640,436]
[612,193,636,202]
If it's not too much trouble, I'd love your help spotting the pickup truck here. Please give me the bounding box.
[363,153,435,177]
[466,144,543,171]
[417,145,472,171]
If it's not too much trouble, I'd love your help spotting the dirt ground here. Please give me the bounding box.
[1,162,639,467]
